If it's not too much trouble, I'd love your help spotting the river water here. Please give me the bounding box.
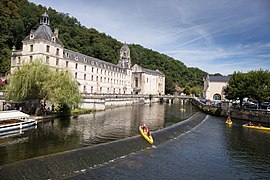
[0,100,196,165]
[70,115,270,180]
[1,101,270,180]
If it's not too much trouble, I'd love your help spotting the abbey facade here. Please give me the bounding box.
[11,12,165,95]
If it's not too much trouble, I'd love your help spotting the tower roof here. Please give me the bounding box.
[24,12,63,46]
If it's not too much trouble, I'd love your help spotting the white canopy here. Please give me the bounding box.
[0,110,30,120]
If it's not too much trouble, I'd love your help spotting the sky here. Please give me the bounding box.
[29,0,270,75]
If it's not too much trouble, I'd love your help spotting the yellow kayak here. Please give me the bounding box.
[139,126,153,144]
[226,120,233,125]
[242,124,270,131]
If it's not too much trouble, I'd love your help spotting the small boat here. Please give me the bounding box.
[226,117,233,125]
[0,110,37,134]
[139,126,153,144]
[242,124,270,131]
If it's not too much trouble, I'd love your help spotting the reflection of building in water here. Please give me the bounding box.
[65,104,165,143]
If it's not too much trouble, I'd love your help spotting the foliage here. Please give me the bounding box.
[247,69,270,107]
[5,61,82,111]
[183,86,191,95]
[224,70,270,108]
[0,0,206,94]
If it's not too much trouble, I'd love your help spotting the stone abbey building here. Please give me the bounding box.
[11,12,165,95]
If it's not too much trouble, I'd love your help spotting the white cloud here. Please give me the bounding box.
[29,0,270,75]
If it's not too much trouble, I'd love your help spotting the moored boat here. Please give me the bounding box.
[0,110,37,134]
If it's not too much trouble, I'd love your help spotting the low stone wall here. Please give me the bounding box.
[80,96,160,110]
[191,98,270,124]
[230,108,270,124]
[0,112,206,180]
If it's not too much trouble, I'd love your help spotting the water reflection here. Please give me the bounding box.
[0,101,197,165]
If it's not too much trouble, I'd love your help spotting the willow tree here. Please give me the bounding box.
[5,61,82,114]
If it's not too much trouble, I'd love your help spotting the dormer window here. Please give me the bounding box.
[75,56,78,61]
[30,34,34,39]
[52,36,55,42]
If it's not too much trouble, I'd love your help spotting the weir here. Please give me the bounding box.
[0,112,206,180]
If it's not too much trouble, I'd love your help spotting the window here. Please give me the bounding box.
[75,72,77,79]
[96,76,98,81]
[66,61,68,68]
[56,48,59,55]
[30,45,33,52]
[46,56,49,64]
[84,74,86,80]
[75,63,78,69]
[18,57,21,64]
[84,65,86,71]
[46,45,50,53]
[92,67,94,73]
[100,77,102,82]
[135,77,138,87]
[56,58,59,65]
[91,75,93,81]
[100,87,102,93]
[30,56,33,62]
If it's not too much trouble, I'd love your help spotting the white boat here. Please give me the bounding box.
[0,110,37,134]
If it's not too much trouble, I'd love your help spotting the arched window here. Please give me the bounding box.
[213,94,221,100]
[135,77,138,87]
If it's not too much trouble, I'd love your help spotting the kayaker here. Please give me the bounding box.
[147,131,151,137]
[248,121,254,126]
[227,117,232,123]
[142,124,147,132]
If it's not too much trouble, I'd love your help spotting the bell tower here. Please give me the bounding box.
[40,12,50,26]
[118,43,131,69]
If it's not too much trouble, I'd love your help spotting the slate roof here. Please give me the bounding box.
[209,76,230,82]
[142,68,164,76]
[63,49,127,74]
[24,25,63,46]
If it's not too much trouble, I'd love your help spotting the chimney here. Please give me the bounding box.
[54,28,59,38]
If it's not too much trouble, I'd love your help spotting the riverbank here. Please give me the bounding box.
[0,112,207,180]
[191,98,270,125]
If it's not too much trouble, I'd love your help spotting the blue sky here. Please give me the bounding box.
[29,0,270,75]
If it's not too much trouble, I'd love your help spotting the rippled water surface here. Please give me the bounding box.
[71,115,270,179]
[0,100,197,165]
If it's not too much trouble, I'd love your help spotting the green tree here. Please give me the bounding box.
[224,71,249,107]
[247,69,270,108]
[183,86,191,95]
[5,61,82,114]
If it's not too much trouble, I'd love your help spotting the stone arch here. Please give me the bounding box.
[213,93,221,100]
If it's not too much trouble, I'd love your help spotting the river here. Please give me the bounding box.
[0,100,196,165]
[69,115,270,180]
[1,101,270,179]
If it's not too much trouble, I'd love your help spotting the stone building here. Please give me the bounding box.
[203,75,230,100]
[11,12,165,95]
